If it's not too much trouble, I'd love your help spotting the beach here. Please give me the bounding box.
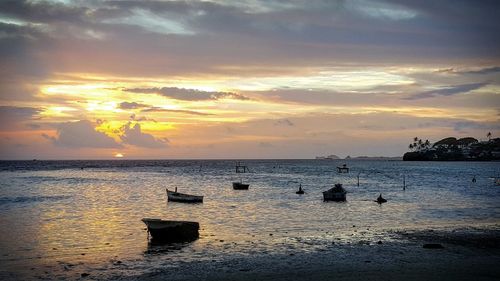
[122,226,500,281]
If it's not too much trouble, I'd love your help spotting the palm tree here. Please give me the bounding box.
[417,139,423,150]
[424,139,431,150]
[487,132,492,141]
[409,144,414,151]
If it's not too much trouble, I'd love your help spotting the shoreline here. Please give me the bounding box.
[120,225,500,281]
[2,225,498,280]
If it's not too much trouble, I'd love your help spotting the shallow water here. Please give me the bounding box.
[0,160,499,279]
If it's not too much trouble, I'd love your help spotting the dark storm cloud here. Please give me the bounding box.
[405,82,488,100]
[125,87,250,101]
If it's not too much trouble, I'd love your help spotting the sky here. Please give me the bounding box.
[0,0,499,159]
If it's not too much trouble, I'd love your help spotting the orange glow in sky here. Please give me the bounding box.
[0,1,498,159]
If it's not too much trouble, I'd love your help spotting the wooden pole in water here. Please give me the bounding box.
[357,173,360,187]
[403,174,406,190]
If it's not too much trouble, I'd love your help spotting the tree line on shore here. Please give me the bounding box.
[403,133,500,161]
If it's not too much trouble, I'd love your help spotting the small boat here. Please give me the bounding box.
[233,181,249,190]
[323,183,347,201]
[375,193,387,204]
[336,164,349,173]
[142,218,199,242]
[166,188,203,203]
[296,184,305,194]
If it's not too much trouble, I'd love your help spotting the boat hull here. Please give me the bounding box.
[323,184,347,201]
[233,182,249,190]
[142,218,199,242]
[323,191,347,201]
[167,190,203,203]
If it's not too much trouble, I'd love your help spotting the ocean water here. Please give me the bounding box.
[0,160,499,279]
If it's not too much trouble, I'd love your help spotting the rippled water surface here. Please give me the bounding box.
[0,160,499,279]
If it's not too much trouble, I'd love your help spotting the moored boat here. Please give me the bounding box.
[336,164,349,173]
[375,193,387,204]
[323,183,347,201]
[296,184,305,194]
[142,218,199,242]
[166,188,203,203]
[233,181,249,190]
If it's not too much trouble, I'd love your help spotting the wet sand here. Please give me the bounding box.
[124,226,500,281]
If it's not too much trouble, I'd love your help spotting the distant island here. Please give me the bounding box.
[403,133,500,161]
[315,154,340,159]
[315,154,402,161]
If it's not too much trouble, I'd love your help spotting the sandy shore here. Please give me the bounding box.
[119,226,500,281]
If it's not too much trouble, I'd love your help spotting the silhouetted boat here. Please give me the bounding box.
[336,164,349,173]
[375,193,387,204]
[296,184,305,194]
[142,218,199,242]
[233,181,249,190]
[323,183,347,201]
[166,188,203,203]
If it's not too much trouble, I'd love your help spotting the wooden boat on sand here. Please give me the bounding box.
[142,218,199,242]
[166,188,203,203]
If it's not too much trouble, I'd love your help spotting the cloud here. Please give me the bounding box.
[405,82,488,100]
[125,87,250,101]
[141,107,213,116]
[274,119,294,126]
[258,142,273,147]
[453,120,500,132]
[130,114,156,122]
[0,0,88,24]
[119,101,148,109]
[47,120,122,148]
[2,0,499,81]
[0,106,42,130]
[120,102,211,116]
[119,122,168,148]
[462,66,500,75]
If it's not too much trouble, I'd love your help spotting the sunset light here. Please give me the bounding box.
[0,0,498,161]
[1,2,499,281]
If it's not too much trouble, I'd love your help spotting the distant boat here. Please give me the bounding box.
[142,218,199,242]
[375,193,387,204]
[296,184,305,194]
[323,183,347,201]
[166,188,203,203]
[336,164,349,173]
[233,181,249,190]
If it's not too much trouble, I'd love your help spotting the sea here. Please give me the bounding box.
[0,160,499,280]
